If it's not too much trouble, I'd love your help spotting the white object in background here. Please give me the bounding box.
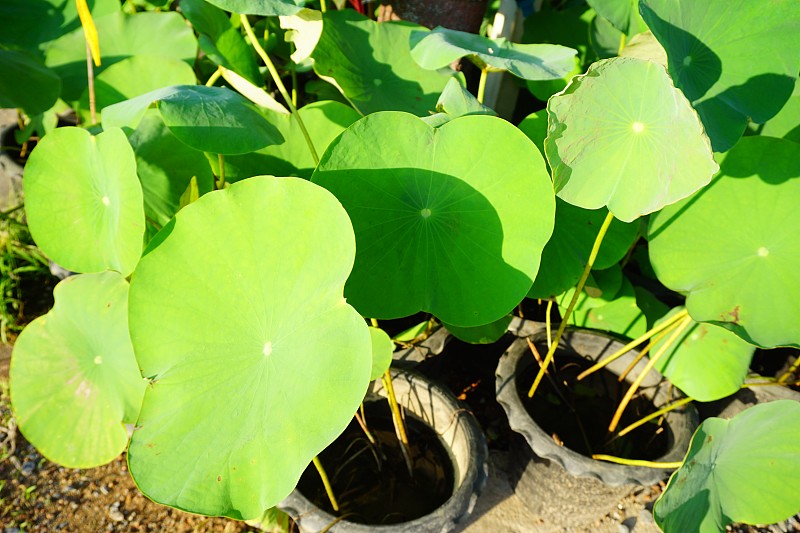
[483,0,524,116]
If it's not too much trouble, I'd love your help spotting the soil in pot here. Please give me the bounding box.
[296,399,454,525]
[516,351,670,460]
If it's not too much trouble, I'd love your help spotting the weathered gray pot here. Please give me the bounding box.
[0,121,24,210]
[279,368,488,533]
[496,328,698,529]
[702,378,800,421]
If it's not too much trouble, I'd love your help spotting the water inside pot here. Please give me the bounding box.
[296,399,455,525]
[515,348,670,460]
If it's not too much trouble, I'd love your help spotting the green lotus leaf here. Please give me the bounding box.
[444,315,512,344]
[127,175,371,519]
[0,0,118,57]
[209,101,361,181]
[760,84,800,143]
[77,56,197,125]
[181,0,262,85]
[648,136,800,348]
[203,0,305,16]
[526,58,582,102]
[522,2,595,66]
[102,85,283,155]
[528,199,639,299]
[655,400,800,533]
[410,27,577,81]
[587,0,645,36]
[633,285,669,328]
[128,110,215,227]
[584,264,624,299]
[651,309,755,402]
[393,321,430,343]
[518,111,548,158]
[559,275,662,339]
[521,4,590,100]
[640,0,800,152]
[313,112,555,327]
[45,11,197,102]
[368,327,394,380]
[24,127,145,276]
[10,272,146,468]
[422,78,496,128]
[0,50,61,115]
[545,57,718,222]
[619,31,667,67]
[590,12,626,59]
[311,10,455,116]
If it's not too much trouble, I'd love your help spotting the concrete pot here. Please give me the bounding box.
[496,328,698,529]
[280,368,488,533]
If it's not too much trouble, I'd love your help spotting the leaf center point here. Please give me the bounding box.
[757,247,769,257]
[263,341,273,357]
[632,122,645,134]
[420,208,432,219]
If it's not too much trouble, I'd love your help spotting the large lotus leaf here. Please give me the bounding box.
[528,198,639,299]
[45,11,197,103]
[10,272,146,468]
[24,127,145,277]
[128,110,215,227]
[648,136,800,348]
[127,176,371,519]
[640,0,800,153]
[0,0,118,57]
[77,56,197,125]
[203,0,305,16]
[102,85,282,155]
[587,0,645,36]
[311,10,455,116]
[545,57,718,222]
[410,27,577,82]
[0,50,61,115]
[760,84,800,143]
[181,0,262,85]
[312,112,555,327]
[209,101,361,181]
[655,400,800,533]
[651,309,755,402]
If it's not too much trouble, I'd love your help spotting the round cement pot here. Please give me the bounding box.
[496,328,698,529]
[280,368,488,533]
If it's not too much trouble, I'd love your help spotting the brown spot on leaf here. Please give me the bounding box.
[723,305,741,324]
[217,476,222,482]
